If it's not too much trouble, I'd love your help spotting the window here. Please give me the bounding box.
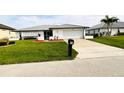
[49,30,53,36]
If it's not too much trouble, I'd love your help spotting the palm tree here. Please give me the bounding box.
[101,15,119,36]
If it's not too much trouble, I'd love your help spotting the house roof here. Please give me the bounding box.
[87,22,124,31]
[15,24,88,31]
[0,24,15,30]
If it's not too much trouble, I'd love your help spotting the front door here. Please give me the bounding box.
[44,30,53,40]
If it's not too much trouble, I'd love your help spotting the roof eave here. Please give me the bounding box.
[50,26,89,29]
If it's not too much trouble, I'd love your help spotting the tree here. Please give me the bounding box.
[101,15,119,36]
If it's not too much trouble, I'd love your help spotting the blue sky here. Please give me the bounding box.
[0,15,124,29]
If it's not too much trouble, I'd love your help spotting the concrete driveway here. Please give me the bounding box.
[1,39,124,77]
[73,39,124,59]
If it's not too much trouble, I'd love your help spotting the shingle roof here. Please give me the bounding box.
[15,24,88,31]
[0,24,15,30]
[87,22,124,31]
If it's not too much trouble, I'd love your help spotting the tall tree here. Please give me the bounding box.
[101,15,119,36]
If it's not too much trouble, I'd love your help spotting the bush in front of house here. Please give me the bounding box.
[0,42,7,46]
[24,36,36,40]
[117,32,124,36]
[93,34,99,38]
[9,41,16,45]
[0,39,9,46]
[0,40,15,46]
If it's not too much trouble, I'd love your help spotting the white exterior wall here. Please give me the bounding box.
[100,29,118,36]
[111,29,118,35]
[86,28,124,36]
[53,29,63,39]
[89,30,94,34]
[119,28,124,33]
[9,31,20,40]
[0,29,9,39]
[16,32,20,38]
[86,29,99,35]
[100,29,107,33]
[95,29,99,33]
[85,36,94,39]
[53,28,84,39]
[21,31,44,39]
[88,29,118,36]
[0,29,19,40]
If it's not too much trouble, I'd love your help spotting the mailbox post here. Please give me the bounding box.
[68,39,74,56]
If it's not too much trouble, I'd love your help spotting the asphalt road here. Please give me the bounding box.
[0,56,124,77]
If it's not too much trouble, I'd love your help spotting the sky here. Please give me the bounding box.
[0,15,124,29]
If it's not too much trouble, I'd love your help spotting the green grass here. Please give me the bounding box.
[0,40,78,65]
[91,36,124,49]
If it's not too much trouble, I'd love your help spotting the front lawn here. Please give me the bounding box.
[0,40,78,65]
[91,36,124,49]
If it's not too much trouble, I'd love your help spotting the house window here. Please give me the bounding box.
[49,30,53,36]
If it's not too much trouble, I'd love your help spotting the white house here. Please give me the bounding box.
[86,22,124,36]
[15,24,88,40]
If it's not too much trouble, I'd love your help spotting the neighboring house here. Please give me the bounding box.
[15,24,88,40]
[0,24,16,40]
[86,22,124,36]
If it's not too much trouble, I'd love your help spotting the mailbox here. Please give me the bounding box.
[68,39,74,45]
[68,39,74,56]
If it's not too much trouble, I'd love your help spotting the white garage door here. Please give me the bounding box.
[63,30,83,39]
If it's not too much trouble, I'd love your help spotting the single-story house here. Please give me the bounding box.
[0,23,17,40]
[86,22,124,36]
[15,24,88,40]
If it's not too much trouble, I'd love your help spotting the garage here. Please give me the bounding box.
[62,29,84,39]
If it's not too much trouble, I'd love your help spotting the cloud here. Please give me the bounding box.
[0,15,124,29]
[10,15,105,28]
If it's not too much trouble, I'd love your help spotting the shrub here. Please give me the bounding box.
[9,41,15,45]
[117,32,124,36]
[0,40,15,46]
[93,34,99,38]
[24,36,36,40]
[0,42,8,46]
